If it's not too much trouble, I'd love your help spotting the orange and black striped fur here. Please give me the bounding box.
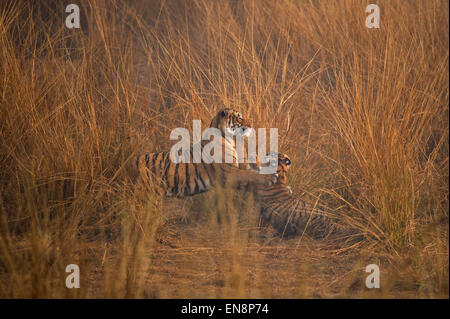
[255,153,340,238]
[135,109,275,197]
[208,108,260,170]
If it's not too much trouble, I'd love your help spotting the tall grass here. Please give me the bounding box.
[0,0,448,298]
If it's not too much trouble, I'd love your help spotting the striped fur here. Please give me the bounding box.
[135,109,276,197]
[256,153,340,238]
[208,108,259,170]
[136,152,275,197]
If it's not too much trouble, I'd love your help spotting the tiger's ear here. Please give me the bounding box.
[220,110,226,117]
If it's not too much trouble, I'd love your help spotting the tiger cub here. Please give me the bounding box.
[135,109,276,197]
[256,153,340,238]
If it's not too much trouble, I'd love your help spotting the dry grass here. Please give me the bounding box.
[0,0,448,298]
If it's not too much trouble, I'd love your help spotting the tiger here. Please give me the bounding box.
[206,108,260,170]
[135,108,276,197]
[272,152,291,186]
[255,152,342,238]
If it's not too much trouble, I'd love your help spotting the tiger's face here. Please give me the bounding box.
[261,152,291,184]
[209,108,252,137]
[276,153,291,185]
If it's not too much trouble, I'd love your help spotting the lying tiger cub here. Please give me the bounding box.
[255,153,341,238]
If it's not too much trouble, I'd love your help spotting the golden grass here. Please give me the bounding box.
[0,0,448,298]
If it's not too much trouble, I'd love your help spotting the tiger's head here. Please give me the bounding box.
[276,153,291,185]
[209,108,252,137]
[260,151,291,184]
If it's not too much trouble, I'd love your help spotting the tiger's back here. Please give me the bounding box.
[137,150,215,197]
